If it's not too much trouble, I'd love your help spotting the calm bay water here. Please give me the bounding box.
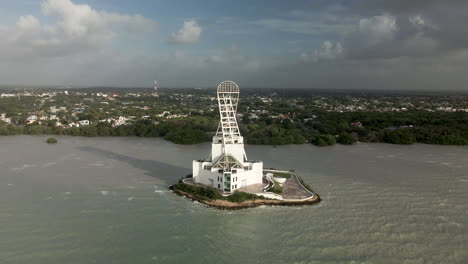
[0,136,467,264]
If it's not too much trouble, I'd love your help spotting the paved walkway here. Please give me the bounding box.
[282,174,314,200]
[237,183,265,193]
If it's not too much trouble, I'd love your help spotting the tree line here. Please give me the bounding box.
[0,110,467,146]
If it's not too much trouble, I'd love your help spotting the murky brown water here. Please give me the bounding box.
[0,136,467,264]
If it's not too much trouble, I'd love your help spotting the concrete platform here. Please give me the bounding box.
[282,174,314,200]
[183,170,314,201]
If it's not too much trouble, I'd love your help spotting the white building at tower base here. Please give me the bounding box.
[192,135,263,193]
[192,81,263,193]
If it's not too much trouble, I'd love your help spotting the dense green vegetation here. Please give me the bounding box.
[0,117,214,144]
[46,137,57,144]
[337,132,358,145]
[172,180,222,201]
[1,110,467,146]
[242,110,468,146]
[226,191,263,203]
[0,88,467,146]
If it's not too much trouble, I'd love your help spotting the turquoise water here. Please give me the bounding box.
[0,136,467,264]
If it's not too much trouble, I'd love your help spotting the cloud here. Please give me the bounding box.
[17,15,40,29]
[0,0,155,59]
[1,0,468,90]
[301,41,343,62]
[255,18,354,35]
[408,15,438,31]
[409,15,424,27]
[170,20,202,44]
[340,13,444,60]
[358,14,398,46]
[254,7,358,36]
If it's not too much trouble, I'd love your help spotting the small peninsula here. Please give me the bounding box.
[171,81,320,209]
[171,169,320,210]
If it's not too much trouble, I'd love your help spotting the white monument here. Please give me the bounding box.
[153,80,159,97]
[192,81,263,193]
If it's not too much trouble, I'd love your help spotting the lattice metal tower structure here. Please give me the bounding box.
[216,81,241,145]
[192,80,263,193]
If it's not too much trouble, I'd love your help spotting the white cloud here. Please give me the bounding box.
[0,0,155,59]
[170,20,202,44]
[255,18,354,35]
[17,15,41,29]
[409,14,438,31]
[315,41,343,60]
[409,15,425,27]
[359,14,398,45]
[301,41,343,62]
[343,13,441,59]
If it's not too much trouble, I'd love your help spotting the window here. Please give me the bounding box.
[232,170,237,174]
[218,169,223,173]
[218,184,220,188]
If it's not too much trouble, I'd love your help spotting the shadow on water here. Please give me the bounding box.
[79,146,189,186]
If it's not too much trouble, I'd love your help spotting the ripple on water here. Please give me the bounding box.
[0,137,467,264]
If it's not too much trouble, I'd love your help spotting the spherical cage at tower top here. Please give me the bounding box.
[217,81,240,93]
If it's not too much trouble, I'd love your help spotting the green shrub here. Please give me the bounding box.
[273,172,291,179]
[381,129,416,144]
[337,132,357,145]
[173,180,267,203]
[46,137,58,144]
[269,182,283,194]
[172,181,222,201]
[312,134,336,146]
[226,191,262,203]
[164,128,208,144]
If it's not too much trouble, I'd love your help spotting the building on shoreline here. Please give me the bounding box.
[192,81,263,193]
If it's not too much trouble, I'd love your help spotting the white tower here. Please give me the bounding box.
[153,80,159,97]
[193,81,263,193]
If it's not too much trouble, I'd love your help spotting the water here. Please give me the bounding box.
[0,136,467,264]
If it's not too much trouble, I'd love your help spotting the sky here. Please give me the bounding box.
[1,0,468,90]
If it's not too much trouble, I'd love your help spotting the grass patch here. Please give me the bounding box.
[268,181,283,194]
[273,172,291,179]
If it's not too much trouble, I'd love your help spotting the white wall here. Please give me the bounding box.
[193,139,263,193]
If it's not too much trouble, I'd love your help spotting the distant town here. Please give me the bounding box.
[0,87,467,145]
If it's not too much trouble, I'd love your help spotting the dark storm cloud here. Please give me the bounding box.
[300,0,468,60]
[348,0,468,13]
[352,0,468,58]
[243,1,468,90]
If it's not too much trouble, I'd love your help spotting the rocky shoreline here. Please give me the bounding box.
[170,186,321,210]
